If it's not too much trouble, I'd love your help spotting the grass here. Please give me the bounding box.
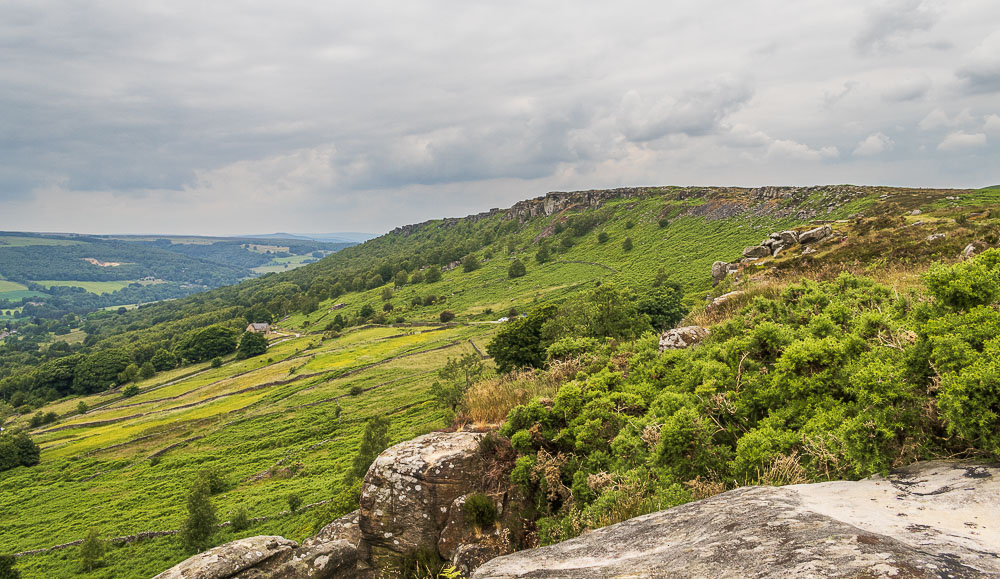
[1,324,491,578]
[36,280,135,295]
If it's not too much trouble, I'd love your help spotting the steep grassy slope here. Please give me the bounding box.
[2,184,996,577]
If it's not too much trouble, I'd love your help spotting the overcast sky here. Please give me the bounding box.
[1,0,998,235]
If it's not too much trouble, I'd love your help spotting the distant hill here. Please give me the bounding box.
[245,232,378,243]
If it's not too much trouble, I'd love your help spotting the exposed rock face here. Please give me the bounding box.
[777,230,798,245]
[153,536,298,579]
[472,461,1000,578]
[359,431,485,569]
[658,326,710,352]
[742,245,771,259]
[261,540,357,579]
[798,224,833,244]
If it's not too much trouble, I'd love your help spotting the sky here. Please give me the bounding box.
[1,0,998,236]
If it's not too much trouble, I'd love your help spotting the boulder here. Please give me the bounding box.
[771,243,786,258]
[304,510,361,549]
[454,542,505,577]
[153,536,298,579]
[963,241,987,260]
[359,431,485,569]
[797,224,833,244]
[742,245,771,259]
[777,230,798,245]
[926,233,946,243]
[658,326,710,352]
[260,539,358,579]
[711,261,729,283]
[705,291,745,314]
[473,461,1000,578]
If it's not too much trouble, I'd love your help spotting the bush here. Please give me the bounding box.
[210,357,223,368]
[622,237,634,252]
[658,217,669,228]
[349,416,391,481]
[139,361,155,379]
[440,310,456,323]
[79,527,106,572]
[349,384,364,396]
[121,384,140,397]
[287,493,302,513]
[197,468,228,494]
[0,554,19,579]
[463,493,498,528]
[77,401,89,414]
[597,232,609,243]
[180,479,217,552]
[508,259,527,279]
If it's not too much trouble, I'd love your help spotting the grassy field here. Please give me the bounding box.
[1,324,491,578]
[252,254,316,274]
[0,280,48,301]
[0,235,83,247]
[36,280,135,295]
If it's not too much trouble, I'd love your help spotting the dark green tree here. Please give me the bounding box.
[462,254,480,273]
[79,527,106,572]
[394,270,409,288]
[622,237,634,252]
[424,267,442,283]
[508,259,526,279]
[177,325,239,363]
[236,331,268,359]
[637,283,687,330]
[139,361,156,380]
[0,554,20,579]
[359,304,375,319]
[349,416,391,481]
[486,305,557,373]
[73,348,132,394]
[597,231,609,243]
[180,478,217,552]
[150,349,177,371]
[535,244,551,264]
[440,310,455,323]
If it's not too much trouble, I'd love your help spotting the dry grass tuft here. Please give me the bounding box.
[461,361,580,427]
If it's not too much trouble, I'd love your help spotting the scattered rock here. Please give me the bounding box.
[801,246,817,256]
[798,224,833,244]
[658,326,710,352]
[771,244,786,258]
[472,461,1000,578]
[926,233,946,243]
[153,536,298,579]
[963,241,987,260]
[911,209,922,215]
[742,245,771,259]
[705,291,746,314]
[711,261,729,283]
[777,230,798,245]
[359,431,485,569]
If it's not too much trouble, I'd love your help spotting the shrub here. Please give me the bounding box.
[508,259,527,279]
[77,401,88,414]
[622,237,634,252]
[287,493,302,513]
[462,254,481,273]
[383,302,394,312]
[924,250,1000,310]
[658,217,669,228]
[180,479,217,552]
[139,361,156,380]
[597,232,609,244]
[121,384,140,397]
[348,416,391,481]
[79,527,106,572]
[210,357,223,368]
[197,468,228,494]
[0,554,19,579]
[349,384,363,396]
[440,310,456,323]
[464,493,498,528]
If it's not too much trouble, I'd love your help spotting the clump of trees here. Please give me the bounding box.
[0,432,40,472]
[236,331,268,359]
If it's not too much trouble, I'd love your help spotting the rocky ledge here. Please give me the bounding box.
[472,460,1000,578]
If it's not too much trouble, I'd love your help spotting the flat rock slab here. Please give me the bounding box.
[154,536,298,579]
[473,461,1000,578]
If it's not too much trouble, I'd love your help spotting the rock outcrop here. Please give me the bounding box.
[472,460,1000,578]
[359,431,485,570]
[659,326,710,352]
[798,224,834,244]
[153,536,298,579]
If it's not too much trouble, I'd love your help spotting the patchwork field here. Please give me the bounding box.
[36,280,136,294]
[1,324,493,578]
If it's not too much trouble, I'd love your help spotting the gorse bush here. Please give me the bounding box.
[495,254,1000,545]
[463,493,498,528]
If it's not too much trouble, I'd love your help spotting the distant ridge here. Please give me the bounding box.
[244,232,378,243]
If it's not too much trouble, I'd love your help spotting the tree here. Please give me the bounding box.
[73,348,132,394]
[394,270,409,288]
[177,325,239,363]
[139,361,155,380]
[487,305,557,373]
[210,357,223,368]
[150,349,177,371]
[637,283,687,330]
[622,237,634,252]
[440,310,455,323]
[180,478,217,552]
[462,254,480,273]
[236,331,268,359]
[431,353,485,410]
[508,259,526,279]
[0,432,40,472]
[117,363,139,384]
[535,244,551,264]
[359,304,375,319]
[597,232,609,244]
[349,416,391,481]
[287,493,302,513]
[380,287,393,301]
[77,401,89,414]
[0,555,20,579]
[424,267,442,283]
[79,527,106,572]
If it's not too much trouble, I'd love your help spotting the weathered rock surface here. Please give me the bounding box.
[963,241,988,260]
[742,245,771,258]
[798,224,833,244]
[359,431,485,568]
[304,511,361,549]
[261,539,357,579]
[927,233,947,242]
[777,230,799,245]
[473,461,1000,578]
[153,536,298,579]
[658,326,710,352]
[705,290,745,313]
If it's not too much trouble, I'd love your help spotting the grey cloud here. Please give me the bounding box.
[853,0,936,55]
[616,79,754,143]
[882,76,931,102]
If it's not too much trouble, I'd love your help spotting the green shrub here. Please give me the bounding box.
[463,493,498,528]
[287,493,302,513]
[230,506,250,531]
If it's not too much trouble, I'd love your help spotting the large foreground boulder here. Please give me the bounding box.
[473,461,1000,578]
[154,536,298,579]
[359,431,485,569]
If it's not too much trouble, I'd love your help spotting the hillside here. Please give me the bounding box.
[2,183,1000,578]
